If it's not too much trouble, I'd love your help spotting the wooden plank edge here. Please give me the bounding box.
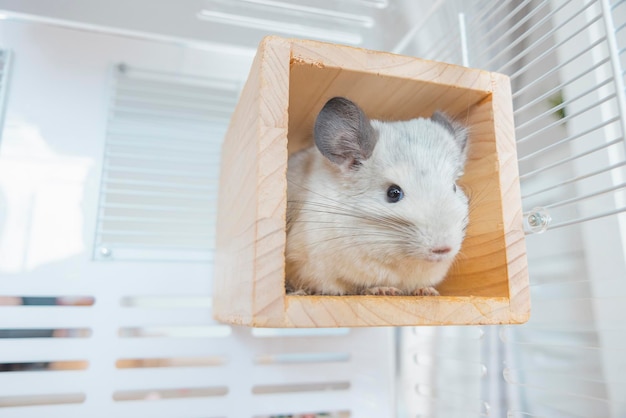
[490,71,531,324]
[286,36,496,93]
[279,295,514,328]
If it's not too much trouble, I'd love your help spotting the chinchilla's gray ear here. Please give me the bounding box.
[314,97,378,168]
[431,111,469,161]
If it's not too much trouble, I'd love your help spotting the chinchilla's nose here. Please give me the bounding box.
[431,247,451,255]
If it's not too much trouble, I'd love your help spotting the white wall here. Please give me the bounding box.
[0,18,250,276]
[0,17,395,418]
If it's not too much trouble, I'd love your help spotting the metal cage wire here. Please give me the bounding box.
[400,1,626,417]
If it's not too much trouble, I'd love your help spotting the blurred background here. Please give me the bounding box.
[0,0,625,417]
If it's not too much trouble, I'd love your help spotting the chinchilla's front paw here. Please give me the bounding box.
[362,286,404,296]
[411,287,440,296]
[288,289,310,296]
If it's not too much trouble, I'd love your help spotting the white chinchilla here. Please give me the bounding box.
[286,97,469,296]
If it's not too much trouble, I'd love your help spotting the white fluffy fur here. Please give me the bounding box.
[286,117,469,295]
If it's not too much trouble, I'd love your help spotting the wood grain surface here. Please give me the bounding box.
[213,36,530,327]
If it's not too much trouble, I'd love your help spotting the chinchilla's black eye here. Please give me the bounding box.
[386,184,404,203]
[453,183,457,193]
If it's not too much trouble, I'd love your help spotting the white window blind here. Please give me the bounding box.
[94,64,239,262]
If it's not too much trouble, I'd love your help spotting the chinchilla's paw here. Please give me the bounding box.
[288,289,310,296]
[362,286,404,296]
[411,287,440,296]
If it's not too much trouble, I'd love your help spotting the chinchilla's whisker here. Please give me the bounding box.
[288,183,413,230]
[288,239,409,257]
[288,228,407,242]
[293,199,414,231]
[457,251,469,262]
[289,229,411,246]
[288,229,410,249]
[445,249,470,276]
[463,184,490,220]
[289,197,442,254]
[290,226,407,238]
[288,180,363,207]
[288,178,370,201]
[447,257,463,277]
[290,202,413,235]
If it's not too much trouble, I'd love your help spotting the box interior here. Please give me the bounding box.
[286,60,510,298]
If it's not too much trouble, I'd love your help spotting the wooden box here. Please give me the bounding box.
[213,36,529,327]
